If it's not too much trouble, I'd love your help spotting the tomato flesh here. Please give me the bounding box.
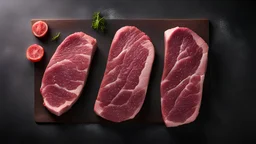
[32,21,48,37]
[26,44,44,62]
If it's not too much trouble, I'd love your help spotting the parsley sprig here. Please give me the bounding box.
[92,12,106,33]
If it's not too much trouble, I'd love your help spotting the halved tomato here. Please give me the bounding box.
[26,44,44,62]
[32,20,48,37]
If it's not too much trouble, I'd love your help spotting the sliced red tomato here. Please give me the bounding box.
[26,44,44,62]
[32,20,48,37]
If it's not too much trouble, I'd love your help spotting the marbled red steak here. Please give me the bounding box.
[161,27,208,127]
[40,32,97,116]
[94,26,155,122]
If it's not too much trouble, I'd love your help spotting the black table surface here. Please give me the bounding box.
[1,0,256,144]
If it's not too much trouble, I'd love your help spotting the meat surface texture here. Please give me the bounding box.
[161,27,208,127]
[40,32,97,116]
[94,26,155,122]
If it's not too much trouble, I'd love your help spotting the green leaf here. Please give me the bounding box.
[91,12,106,33]
[51,32,61,41]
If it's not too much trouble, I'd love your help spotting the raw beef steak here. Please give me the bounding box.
[40,32,97,116]
[94,26,155,122]
[161,27,208,127]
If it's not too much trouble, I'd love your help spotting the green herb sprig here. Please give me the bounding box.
[51,32,61,41]
[92,12,106,33]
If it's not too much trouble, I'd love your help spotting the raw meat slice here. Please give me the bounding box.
[94,26,155,122]
[40,32,97,116]
[161,27,208,127]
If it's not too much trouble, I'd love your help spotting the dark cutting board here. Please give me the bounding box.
[33,19,209,124]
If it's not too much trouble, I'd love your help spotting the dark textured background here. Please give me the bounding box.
[1,0,256,144]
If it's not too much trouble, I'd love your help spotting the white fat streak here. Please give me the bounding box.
[164,88,202,127]
[57,83,83,96]
[101,88,134,114]
[104,32,147,88]
[163,56,191,82]
[45,49,91,74]
[78,53,91,59]
[163,27,186,81]
[107,66,118,75]
[194,53,208,75]
[45,59,72,72]
[103,78,121,88]
[133,40,155,89]
[41,60,88,89]
[75,53,90,73]
[70,80,84,83]
[43,84,84,116]
[164,27,180,39]
[40,59,73,89]
[186,75,204,124]
[109,28,131,62]
[162,27,207,84]
[190,28,209,76]
[109,30,142,63]
[179,38,185,53]
[76,43,93,49]
[94,100,104,115]
[44,98,73,116]
[128,40,155,119]
[76,68,88,73]
[161,79,169,85]
[110,49,127,62]
[189,30,209,54]
[177,49,188,60]
[49,54,89,73]
[43,83,83,96]
[164,119,183,127]
[161,76,191,103]
[162,74,196,125]
[121,89,133,93]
